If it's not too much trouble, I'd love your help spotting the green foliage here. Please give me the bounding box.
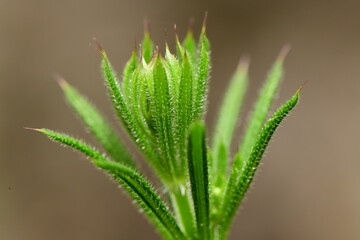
[56,77,135,167]
[30,17,301,240]
[211,59,249,214]
[235,45,290,171]
[33,128,184,240]
[219,89,300,239]
[188,122,210,239]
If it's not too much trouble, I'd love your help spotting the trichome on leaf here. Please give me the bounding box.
[29,15,301,240]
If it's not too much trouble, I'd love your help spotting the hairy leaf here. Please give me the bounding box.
[182,30,197,66]
[188,122,210,240]
[142,28,154,63]
[100,48,170,182]
[33,129,185,240]
[211,59,249,201]
[165,45,181,103]
[33,128,108,162]
[220,89,300,239]
[193,29,210,120]
[33,21,302,240]
[123,49,138,101]
[168,186,196,239]
[152,53,177,176]
[177,53,194,174]
[128,65,155,142]
[97,161,187,240]
[235,46,290,171]
[58,78,135,167]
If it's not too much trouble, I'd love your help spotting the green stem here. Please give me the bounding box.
[169,184,196,239]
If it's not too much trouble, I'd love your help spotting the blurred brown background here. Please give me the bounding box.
[1,0,360,239]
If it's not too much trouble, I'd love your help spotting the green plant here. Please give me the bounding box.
[29,17,301,240]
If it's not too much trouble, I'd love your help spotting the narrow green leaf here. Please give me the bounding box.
[33,128,108,162]
[122,49,138,101]
[97,161,187,240]
[177,52,194,174]
[193,30,211,120]
[235,46,290,171]
[163,52,198,238]
[100,50,140,143]
[33,128,185,240]
[165,45,181,102]
[99,47,170,182]
[128,65,155,142]
[164,46,181,147]
[182,31,197,65]
[209,139,228,221]
[220,89,300,239]
[142,28,154,63]
[57,78,135,168]
[168,186,196,239]
[152,53,177,176]
[212,59,249,158]
[211,59,249,198]
[199,13,210,52]
[215,152,241,226]
[174,25,185,62]
[139,62,157,130]
[188,122,210,240]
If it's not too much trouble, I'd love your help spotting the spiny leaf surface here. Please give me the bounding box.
[188,122,210,240]
[58,78,135,167]
[220,89,300,238]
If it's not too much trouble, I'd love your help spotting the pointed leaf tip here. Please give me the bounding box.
[165,42,170,52]
[53,73,68,89]
[297,80,309,94]
[202,12,208,33]
[188,17,195,32]
[153,46,161,61]
[143,18,150,34]
[24,127,43,132]
[133,37,137,52]
[138,44,143,62]
[278,44,291,62]
[173,24,178,34]
[173,24,181,43]
[237,56,250,70]
[164,28,168,45]
[91,37,106,57]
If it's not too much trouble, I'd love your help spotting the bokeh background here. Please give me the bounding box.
[1,0,360,239]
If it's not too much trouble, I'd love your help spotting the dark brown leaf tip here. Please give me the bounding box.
[202,12,208,33]
[91,37,106,57]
